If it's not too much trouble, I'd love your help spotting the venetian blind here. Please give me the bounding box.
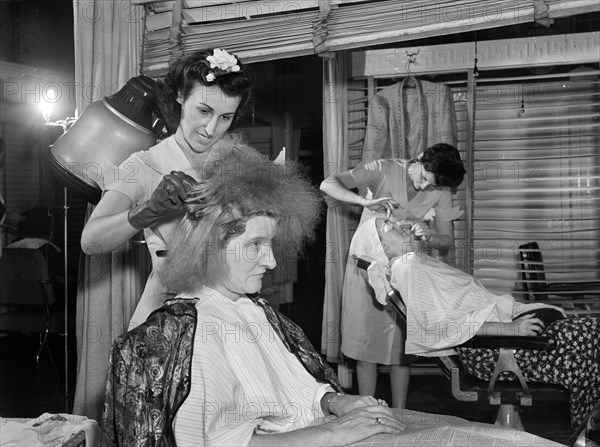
[346,68,600,315]
[470,69,600,308]
[135,0,599,77]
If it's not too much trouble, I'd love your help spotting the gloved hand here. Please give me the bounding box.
[127,171,197,230]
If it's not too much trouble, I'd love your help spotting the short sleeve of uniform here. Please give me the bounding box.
[348,160,387,193]
[104,153,153,205]
[433,189,455,222]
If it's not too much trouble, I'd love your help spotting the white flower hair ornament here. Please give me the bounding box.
[423,208,436,224]
[203,49,241,83]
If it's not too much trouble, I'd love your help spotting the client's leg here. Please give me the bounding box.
[356,360,378,397]
[390,365,410,408]
[457,317,599,428]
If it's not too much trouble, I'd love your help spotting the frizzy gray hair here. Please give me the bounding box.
[159,149,323,294]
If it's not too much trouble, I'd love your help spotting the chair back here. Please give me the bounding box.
[517,242,548,301]
[0,247,55,306]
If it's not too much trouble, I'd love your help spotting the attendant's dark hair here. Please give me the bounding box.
[419,143,466,188]
[156,49,255,133]
[159,144,323,294]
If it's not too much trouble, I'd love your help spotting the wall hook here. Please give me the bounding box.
[405,49,420,74]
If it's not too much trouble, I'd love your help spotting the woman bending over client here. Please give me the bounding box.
[320,143,466,408]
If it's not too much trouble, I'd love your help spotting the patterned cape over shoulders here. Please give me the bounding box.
[101,296,341,447]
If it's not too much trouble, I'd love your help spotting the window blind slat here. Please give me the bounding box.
[471,76,600,305]
[139,1,600,74]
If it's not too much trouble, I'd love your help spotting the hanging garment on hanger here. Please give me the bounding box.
[361,77,458,163]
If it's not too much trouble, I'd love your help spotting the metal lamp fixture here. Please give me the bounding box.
[48,76,159,204]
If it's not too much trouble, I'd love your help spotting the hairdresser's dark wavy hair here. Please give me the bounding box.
[418,143,466,188]
[159,148,322,294]
[156,49,255,134]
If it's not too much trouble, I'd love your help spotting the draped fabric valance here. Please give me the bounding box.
[135,0,600,76]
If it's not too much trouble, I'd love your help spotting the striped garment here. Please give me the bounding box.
[390,252,557,356]
[350,217,560,356]
[173,287,333,446]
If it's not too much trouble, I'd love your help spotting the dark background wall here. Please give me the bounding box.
[0,0,75,72]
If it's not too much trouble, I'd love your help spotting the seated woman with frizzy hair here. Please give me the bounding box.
[164,152,405,446]
[102,150,567,447]
[103,150,403,447]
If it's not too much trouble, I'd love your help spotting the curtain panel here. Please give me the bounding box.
[321,52,349,366]
[72,0,151,422]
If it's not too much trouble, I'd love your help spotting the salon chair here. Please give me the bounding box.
[355,258,569,431]
[517,242,600,316]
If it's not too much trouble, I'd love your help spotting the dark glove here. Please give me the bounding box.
[127,171,197,230]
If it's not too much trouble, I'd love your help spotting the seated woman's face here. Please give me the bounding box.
[212,215,278,300]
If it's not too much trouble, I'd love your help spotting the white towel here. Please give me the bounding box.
[0,413,100,447]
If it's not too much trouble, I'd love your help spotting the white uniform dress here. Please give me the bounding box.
[340,159,457,365]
